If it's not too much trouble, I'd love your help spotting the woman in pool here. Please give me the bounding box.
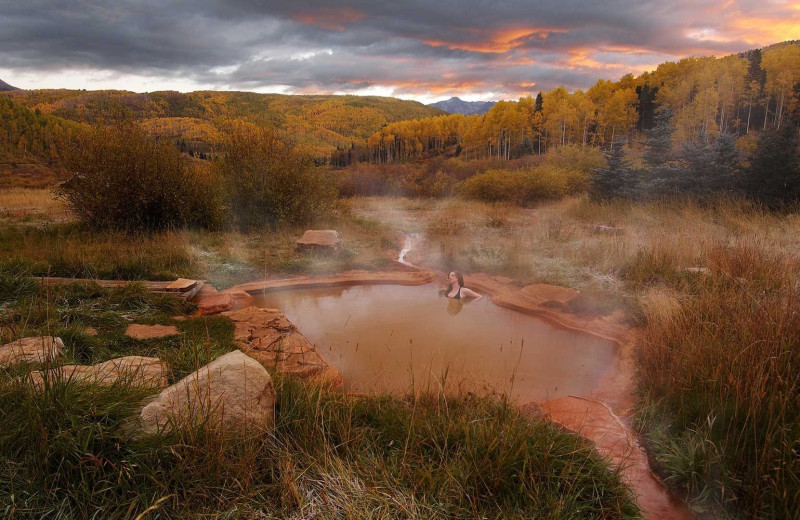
[445,271,482,300]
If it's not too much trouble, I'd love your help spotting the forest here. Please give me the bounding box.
[358,42,800,165]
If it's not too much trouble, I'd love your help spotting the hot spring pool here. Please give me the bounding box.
[252,283,617,402]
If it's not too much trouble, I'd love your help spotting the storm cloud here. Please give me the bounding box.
[0,0,796,101]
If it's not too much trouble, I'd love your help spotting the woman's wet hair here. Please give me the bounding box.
[446,271,466,295]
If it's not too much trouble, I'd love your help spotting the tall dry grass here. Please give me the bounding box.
[636,244,799,518]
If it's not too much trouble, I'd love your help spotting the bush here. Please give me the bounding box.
[56,123,225,230]
[457,166,576,206]
[214,123,339,229]
[544,144,606,175]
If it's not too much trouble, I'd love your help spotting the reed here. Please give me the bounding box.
[636,245,799,517]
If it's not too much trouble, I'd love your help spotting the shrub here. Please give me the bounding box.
[457,166,573,206]
[56,123,225,230]
[214,123,339,229]
[544,144,606,175]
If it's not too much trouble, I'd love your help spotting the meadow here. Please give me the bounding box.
[1,186,798,517]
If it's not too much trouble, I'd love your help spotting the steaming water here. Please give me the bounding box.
[397,232,419,266]
[252,283,616,402]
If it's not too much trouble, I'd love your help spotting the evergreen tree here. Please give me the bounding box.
[635,84,659,131]
[590,140,637,201]
[534,92,544,112]
[642,109,674,167]
[742,126,800,208]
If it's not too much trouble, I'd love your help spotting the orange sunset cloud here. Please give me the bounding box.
[423,26,567,53]
[291,8,367,31]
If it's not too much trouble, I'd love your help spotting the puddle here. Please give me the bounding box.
[252,283,616,402]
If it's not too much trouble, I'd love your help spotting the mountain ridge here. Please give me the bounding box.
[429,97,497,115]
[0,78,19,91]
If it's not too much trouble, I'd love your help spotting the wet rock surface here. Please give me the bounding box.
[223,306,343,385]
[540,396,695,520]
[28,356,168,388]
[0,336,63,367]
[139,350,276,435]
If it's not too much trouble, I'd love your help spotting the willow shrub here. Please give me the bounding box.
[56,123,225,231]
[457,166,587,206]
[214,123,339,230]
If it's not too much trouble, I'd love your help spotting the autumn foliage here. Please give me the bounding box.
[55,123,225,230]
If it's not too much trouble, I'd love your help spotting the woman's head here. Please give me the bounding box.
[448,271,464,287]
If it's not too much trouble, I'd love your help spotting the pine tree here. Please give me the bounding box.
[590,140,637,201]
[642,109,674,166]
[742,126,800,208]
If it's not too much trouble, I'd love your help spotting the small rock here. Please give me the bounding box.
[139,350,276,435]
[28,356,168,388]
[0,337,63,367]
[84,327,99,336]
[683,267,711,275]
[191,284,235,315]
[165,278,199,291]
[296,230,342,251]
[125,324,180,340]
[220,289,254,310]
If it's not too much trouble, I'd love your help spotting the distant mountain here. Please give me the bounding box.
[429,97,496,115]
[0,79,18,91]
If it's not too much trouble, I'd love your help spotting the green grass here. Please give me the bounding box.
[0,265,640,519]
[0,372,640,519]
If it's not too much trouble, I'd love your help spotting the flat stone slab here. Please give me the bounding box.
[0,336,63,367]
[125,324,180,340]
[223,306,343,385]
[166,278,199,291]
[139,350,276,435]
[296,230,342,250]
[28,356,168,388]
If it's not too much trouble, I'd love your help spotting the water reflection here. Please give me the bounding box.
[446,298,463,315]
[252,283,616,402]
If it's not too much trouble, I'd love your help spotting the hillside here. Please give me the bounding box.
[0,79,18,91]
[430,97,496,115]
[367,41,800,163]
[1,89,444,157]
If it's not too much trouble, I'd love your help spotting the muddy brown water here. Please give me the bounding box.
[252,283,617,402]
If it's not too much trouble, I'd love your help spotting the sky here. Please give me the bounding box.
[0,0,798,103]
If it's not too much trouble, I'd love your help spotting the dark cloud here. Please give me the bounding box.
[0,0,792,99]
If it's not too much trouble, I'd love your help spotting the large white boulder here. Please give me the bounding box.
[139,350,276,435]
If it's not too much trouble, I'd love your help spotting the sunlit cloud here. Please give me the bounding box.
[0,0,797,102]
[290,8,367,31]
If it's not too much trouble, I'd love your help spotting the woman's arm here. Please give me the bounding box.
[461,287,483,299]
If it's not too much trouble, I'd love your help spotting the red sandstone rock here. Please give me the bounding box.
[125,324,180,340]
[220,289,255,310]
[296,230,342,251]
[223,306,342,386]
[191,284,235,315]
